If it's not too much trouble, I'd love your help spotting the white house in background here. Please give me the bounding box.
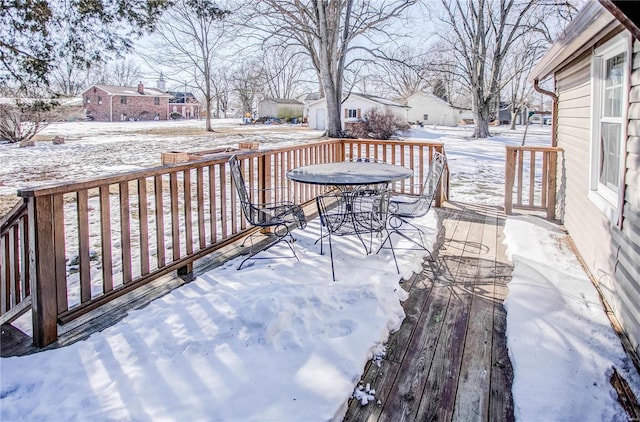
[404,92,460,126]
[306,93,409,131]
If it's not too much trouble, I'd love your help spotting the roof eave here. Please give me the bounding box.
[528,2,619,83]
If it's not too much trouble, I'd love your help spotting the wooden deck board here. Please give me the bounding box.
[1,201,515,421]
[344,202,514,422]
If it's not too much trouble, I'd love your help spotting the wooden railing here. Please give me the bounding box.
[505,146,562,220]
[4,139,446,348]
[0,201,30,324]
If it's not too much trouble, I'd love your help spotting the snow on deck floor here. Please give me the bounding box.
[503,216,640,421]
[0,212,437,422]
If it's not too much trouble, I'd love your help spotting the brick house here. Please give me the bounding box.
[167,92,201,119]
[82,83,172,122]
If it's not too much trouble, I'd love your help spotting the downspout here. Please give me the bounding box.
[533,77,558,147]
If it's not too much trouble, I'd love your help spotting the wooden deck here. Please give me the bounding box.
[1,200,515,421]
[344,201,514,422]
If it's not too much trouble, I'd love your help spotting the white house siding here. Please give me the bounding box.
[556,37,640,354]
[611,38,640,354]
[556,52,624,330]
[405,93,460,126]
[307,95,408,131]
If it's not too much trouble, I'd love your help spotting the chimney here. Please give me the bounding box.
[137,82,144,95]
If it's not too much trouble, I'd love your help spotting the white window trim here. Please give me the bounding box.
[588,32,630,222]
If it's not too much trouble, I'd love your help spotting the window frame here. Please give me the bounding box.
[589,32,630,222]
[347,109,357,119]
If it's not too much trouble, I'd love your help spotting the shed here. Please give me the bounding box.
[257,98,304,120]
[529,0,640,355]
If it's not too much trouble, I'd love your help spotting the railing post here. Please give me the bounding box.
[505,147,516,215]
[547,150,558,220]
[27,196,59,347]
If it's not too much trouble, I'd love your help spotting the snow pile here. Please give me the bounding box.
[0,212,437,421]
[503,216,640,421]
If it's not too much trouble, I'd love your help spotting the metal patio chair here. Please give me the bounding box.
[229,155,307,270]
[316,187,399,281]
[380,151,446,260]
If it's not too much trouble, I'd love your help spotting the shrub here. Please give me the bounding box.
[348,108,410,140]
[170,112,183,120]
[0,99,59,143]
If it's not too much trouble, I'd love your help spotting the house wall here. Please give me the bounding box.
[406,94,459,126]
[169,103,200,119]
[110,96,169,121]
[83,87,112,121]
[341,97,408,130]
[613,38,640,354]
[556,38,640,354]
[83,88,169,121]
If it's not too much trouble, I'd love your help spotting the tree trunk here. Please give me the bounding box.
[510,111,517,130]
[472,100,491,138]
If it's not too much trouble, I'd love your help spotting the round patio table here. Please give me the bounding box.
[286,161,413,187]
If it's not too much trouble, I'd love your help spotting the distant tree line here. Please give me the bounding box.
[0,0,582,140]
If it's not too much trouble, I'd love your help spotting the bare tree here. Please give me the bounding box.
[111,60,143,87]
[261,47,311,99]
[364,46,432,99]
[141,0,230,131]
[233,60,264,115]
[48,57,90,96]
[435,0,581,138]
[247,0,417,138]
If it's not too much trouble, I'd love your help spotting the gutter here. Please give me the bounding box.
[533,77,558,147]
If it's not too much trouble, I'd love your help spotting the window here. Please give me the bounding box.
[97,96,102,105]
[85,96,90,104]
[120,96,127,105]
[347,109,357,118]
[154,97,160,106]
[590,33,629,219]
[423,114,429,121]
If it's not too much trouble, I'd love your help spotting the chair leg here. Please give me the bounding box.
[237,230,300,270]
[377,230,400,274]
[328,232,336,281]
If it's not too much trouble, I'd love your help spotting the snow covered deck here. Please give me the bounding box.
[344,201,513,421]
[1,200,515,420]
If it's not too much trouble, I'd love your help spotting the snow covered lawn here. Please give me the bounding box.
[2,120,639,421]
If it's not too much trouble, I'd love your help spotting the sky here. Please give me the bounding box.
[1,120,639,421]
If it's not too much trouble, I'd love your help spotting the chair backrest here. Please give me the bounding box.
[421,151,447,198]
[391,151,446,218]
[228,155,253,220]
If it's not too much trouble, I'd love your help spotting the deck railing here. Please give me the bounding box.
[0,201,30,325]
[2,139,447,348]
[504,146,562,220]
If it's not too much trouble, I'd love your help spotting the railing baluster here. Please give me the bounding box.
[1,234,7,312]
[219,163,228,237]
[52,194,67,313]
[119,182,132,284]
[154,175,166,268]
[541,152,549,208]
[209,165,217,243]
[99,186,113,292]
[196,167,206,249]
[529,151,536,207]
[77,189,92,302]
[169,172,180,261]
[183,169,193,255]
[8,227,16,307]
[138,178,150,276]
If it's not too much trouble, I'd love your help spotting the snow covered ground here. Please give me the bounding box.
[1,120,639,421]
